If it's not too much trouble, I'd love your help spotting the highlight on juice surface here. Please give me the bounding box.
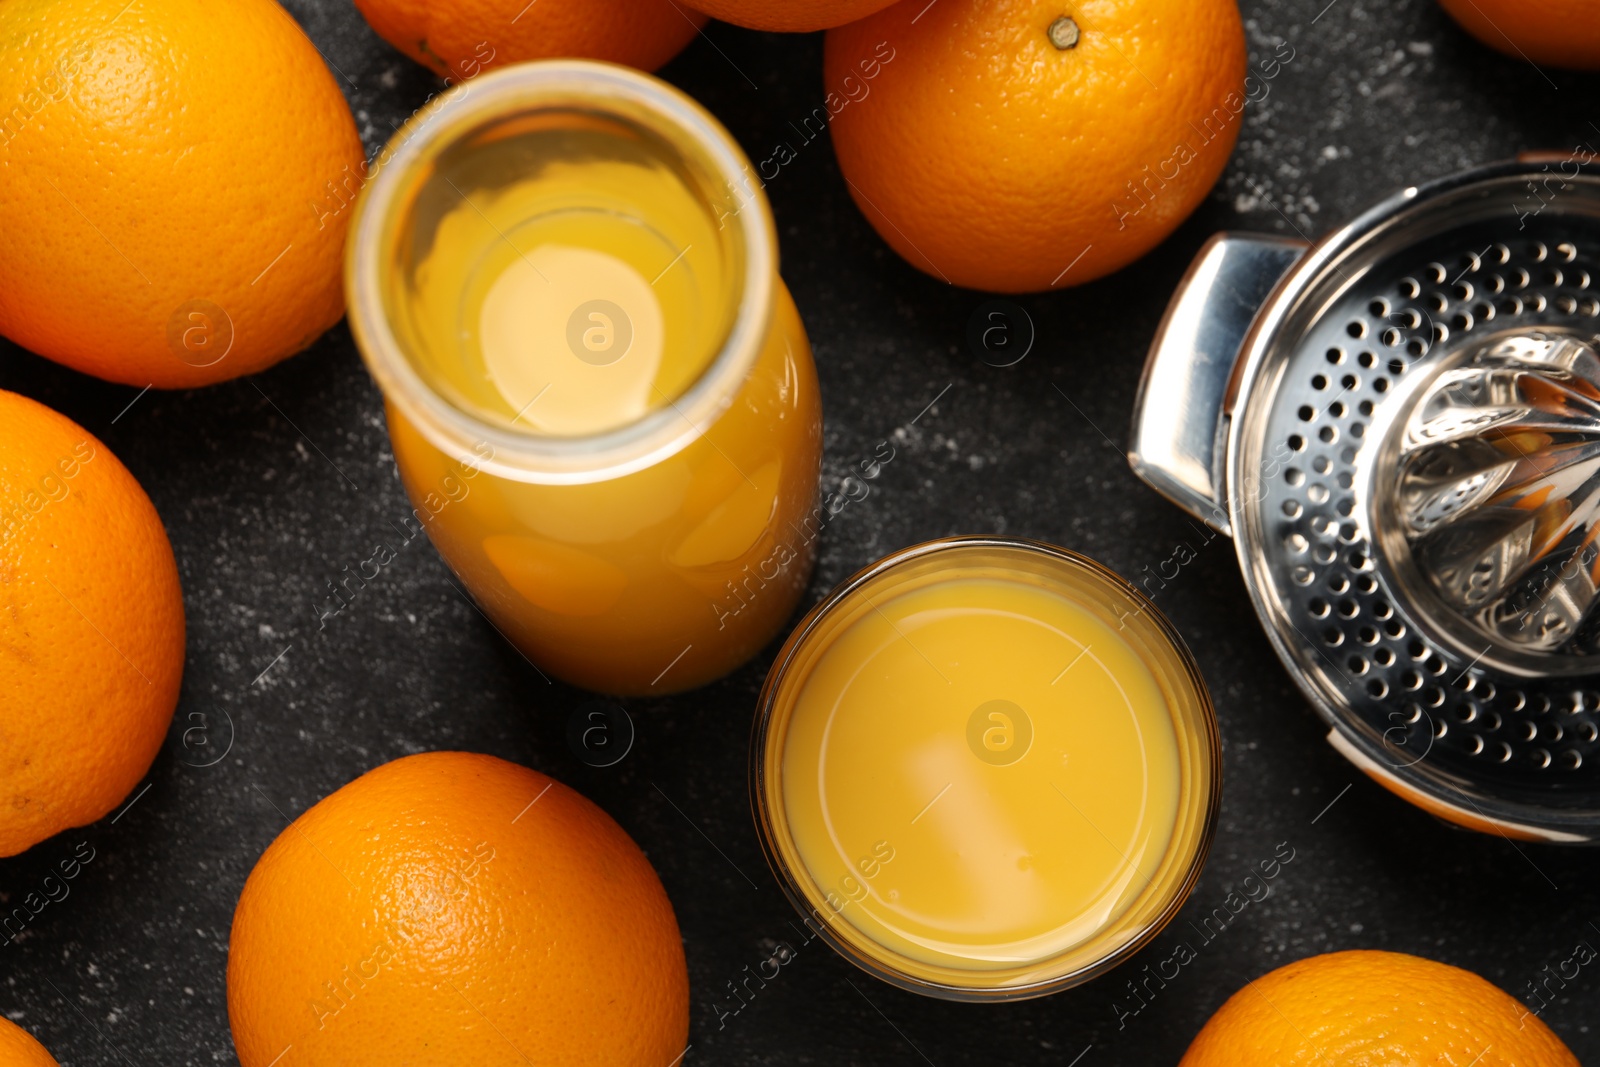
[346,60,822,696]
[751,537,1220,998]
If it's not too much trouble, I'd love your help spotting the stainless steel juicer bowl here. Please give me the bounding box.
[1131,156,1600,842]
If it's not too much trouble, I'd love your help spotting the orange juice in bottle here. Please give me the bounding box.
[347,61,821,694]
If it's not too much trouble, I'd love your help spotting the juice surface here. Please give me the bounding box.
[405,124,735,435]
[780,574,1182,972]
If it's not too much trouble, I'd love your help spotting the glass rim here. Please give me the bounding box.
[344,59,776,485]
[748,535,1223,1001]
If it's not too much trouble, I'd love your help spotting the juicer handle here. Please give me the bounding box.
[1129,232,1308,536]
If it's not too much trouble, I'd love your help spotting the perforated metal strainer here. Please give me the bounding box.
[1131,157,1600,843]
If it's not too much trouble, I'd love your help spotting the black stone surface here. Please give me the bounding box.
[3,1,1599,1063]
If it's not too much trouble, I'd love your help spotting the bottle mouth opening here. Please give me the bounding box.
[346,60,776,485]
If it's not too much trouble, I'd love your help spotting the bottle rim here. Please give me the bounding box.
[345,59,776,485]
[748,535,1223,1000]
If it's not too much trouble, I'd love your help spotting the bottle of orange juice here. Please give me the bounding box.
[346,61,821,695]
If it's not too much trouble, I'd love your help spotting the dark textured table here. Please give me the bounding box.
[4,1,1600,1063]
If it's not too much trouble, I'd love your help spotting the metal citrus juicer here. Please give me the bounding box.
[1131,156,1600,842]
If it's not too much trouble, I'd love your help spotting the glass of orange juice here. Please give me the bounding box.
[752,537,1221,999]
[346,61,821,695]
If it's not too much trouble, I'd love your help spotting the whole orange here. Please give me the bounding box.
[227,752,689,1067]
[0,0,365,388]
[0,1018,59,1067]
[353,0,706,78]
[0,391,185,858]
[826,0,1246,293]
[684,0,897,32]
[1436,0,1600,70]
[1181,950,1579,1067]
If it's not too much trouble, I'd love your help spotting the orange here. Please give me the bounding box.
[826,0,1246,293]
[1436,0,1600,71]
[352,0,706,78]
[227,752,689,1067]
[0,0,365,388]
[0,390,185,858]
[684,0,898,33]
[1181,950,1580,1067]
[0,1018,59,1067]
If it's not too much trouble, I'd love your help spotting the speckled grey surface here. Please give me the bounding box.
[3,1,1600,1063]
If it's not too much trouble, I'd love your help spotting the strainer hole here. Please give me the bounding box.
[1356,574,1377,594]
[1407,639,1427,659]
[1358,351,1377,368]
[1339,521,1360,542]
[1518,721,1539,742]
[1323,627,1344,646]
[1512,267,1531,289]
[1298,404,1315,422]
[1479,681,1497,702]
[1337,497,1354,517]
[1388,358,1406,376]
[1309,597,1329,617]
[1579,722,1599,743]
[1483,711,1503,732]
[1426,262,1447,284]
[1327,573,1349,593]
[1358,626,1379,645]
[1308,484,1330,504]
[1455,704,1478,723]
[1312,455,1331,474]
[1557,241,1578,262]
[1371,598,1391,618]
[1366,678,1388,698]
[1374,378,1390,393]
[1486,274,1505,295]
[1288,434,1306,451]
[1286,467,1305,486]
[1492,243,1511,264]
[1544,722,1565,743]
[1314,543,1337,564]
[1466,733,1485,755]
[1560,750,1583,771]
[1329,401,1347,418]
[1532,748,1552,770]
[1452,311,1474,331]
[1429,292,1448,313]
[1282,499,1302,518]
[1338,469,1355,487]
[1293,566,1315,586]
[1368,298,1390,317]
[1424,653,1444,673]
[1558,295,1578,315]
[1494,740,1512,762]
[1338,598,1359,618]
[1547,267,1565,288]
[1311,374,1328,390]
[1453,281,1475,302]
[1342,374,1359,390]
[1436,718,1451,740]
[1347,654,1368,674]
[1532,241,1549,263]
[1402,669,1423,690]
[1432,322,1450,344]
[1349,550,1371,571]
[1318,426,1338,443]
[1399,277,1421,298]
[1474,300,1495,321]
[1347,321,1367,339]
[1424,685,1445,707]
[1374,647,1395,666]
[1326,347,1344,364]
